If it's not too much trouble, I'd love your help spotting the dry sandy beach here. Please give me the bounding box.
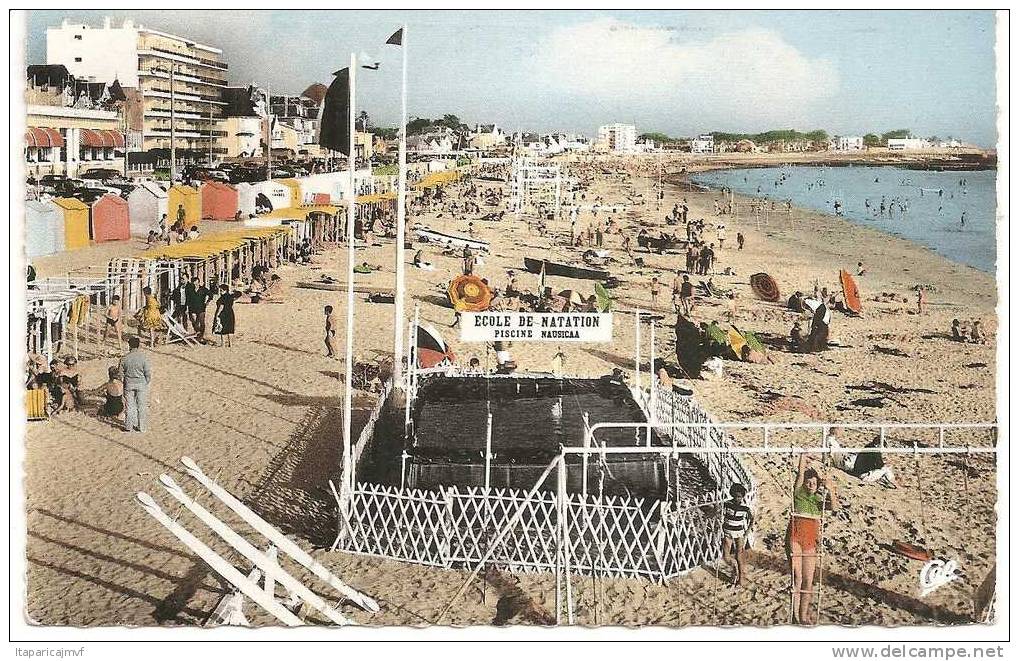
[23,154,997,627]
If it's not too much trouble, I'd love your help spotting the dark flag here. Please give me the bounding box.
[319,67,350,155]
[386,27,404,45]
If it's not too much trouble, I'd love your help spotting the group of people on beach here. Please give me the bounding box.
[145,206,202,248]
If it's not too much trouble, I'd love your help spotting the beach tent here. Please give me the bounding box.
[52,197,90,250]
[201,181,240,221]
[25,199,64,259]
[168,185,201,227]
[90,194,130,243]
[127,180,168,236]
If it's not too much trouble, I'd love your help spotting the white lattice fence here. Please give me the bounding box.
[445,486,560,573]
[338,480,725,581]
[566,494,665,579]
[342,483,449,567]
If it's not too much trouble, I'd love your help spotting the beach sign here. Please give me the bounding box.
[461,312,613,342]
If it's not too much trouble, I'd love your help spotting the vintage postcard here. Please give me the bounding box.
[9,7,1008,652]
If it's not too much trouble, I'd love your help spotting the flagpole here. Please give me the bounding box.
[393,24,408,386]
[342,52,357,500]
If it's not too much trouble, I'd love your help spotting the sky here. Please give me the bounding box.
[24,10,1000,146]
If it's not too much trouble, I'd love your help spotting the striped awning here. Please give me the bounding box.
[79,129,126,148]
[25,127,65,148]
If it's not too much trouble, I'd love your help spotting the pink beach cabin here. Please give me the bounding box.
[89,194,131,243]
[201,181,241,221]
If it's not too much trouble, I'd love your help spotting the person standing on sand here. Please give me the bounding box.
[136,286,164,348]
[679,275,694,316]
[213,284,242,348]
[324,305,337,358]
[118,336,152,433]
[722,483,753,587]
[185,276,212,344]
[788,454,839,625]
[650,277,661,307]
[103,295,124,350]
[462,246,475,276]
[737,232,745,251]
[916,288,926,315]
[716,224,726,250]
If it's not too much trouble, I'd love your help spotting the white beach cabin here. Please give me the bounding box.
[127,180,169,236]
[25,199,64,259]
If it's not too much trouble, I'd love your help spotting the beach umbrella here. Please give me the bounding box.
[749,272,781,302]
[840,269,863,314]
[416,323,455,368]
[448,274,494,312]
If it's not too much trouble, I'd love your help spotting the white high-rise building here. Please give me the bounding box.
[597,123,637,153]
[46,17,229,156]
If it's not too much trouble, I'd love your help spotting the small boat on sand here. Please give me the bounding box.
[523,257,611,281]
[412,224,490,252]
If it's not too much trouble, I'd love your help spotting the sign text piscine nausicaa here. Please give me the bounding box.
[460,312,613,342]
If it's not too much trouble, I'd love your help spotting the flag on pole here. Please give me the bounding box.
[386,27,404,45]
[319,68,350,155]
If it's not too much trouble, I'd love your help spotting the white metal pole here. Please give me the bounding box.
[393,24,408,386]
[342,54,357,502]
[266,83,273,182]
[484,411,493,490]
[169,65,177,184]
[634,309,641,392]
[648,320,656,447]
[581,411,590,496]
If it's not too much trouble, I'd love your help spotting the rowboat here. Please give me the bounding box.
[523,257,610,281]
[412,225,490,252]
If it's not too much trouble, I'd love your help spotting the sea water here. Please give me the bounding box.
[690,165,997,273]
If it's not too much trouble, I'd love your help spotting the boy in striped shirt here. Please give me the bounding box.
[722,483,753,587]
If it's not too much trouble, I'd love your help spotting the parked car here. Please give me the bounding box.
[79,169,135,197]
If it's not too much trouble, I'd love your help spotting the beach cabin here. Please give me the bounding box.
[127,180,168,236]
[238,180,292,217]
[52,197,90,250]
[168,185,201,227]
[89,194,130,243]
[201,181,240,221]
[25,199,64,259]
[276,179,303,208]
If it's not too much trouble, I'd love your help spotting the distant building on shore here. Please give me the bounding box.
[690,134,714,154]
[831,135,865,151]
[45,17,229,162]
[887,137,931,151]
[469,124,507,150]
[409,131,455,155]
[597,123,637,153]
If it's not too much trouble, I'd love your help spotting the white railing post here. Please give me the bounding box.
[582,412,591,497]
[485,411,493,491]
[634,309,642,392]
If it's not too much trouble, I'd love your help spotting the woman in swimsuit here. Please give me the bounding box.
[101,366,125,421]
[788,454,840,625]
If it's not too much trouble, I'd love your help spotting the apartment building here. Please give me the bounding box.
[596,123,637,153]
[46,17,229,157]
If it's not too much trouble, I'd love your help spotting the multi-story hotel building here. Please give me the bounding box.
[46,17,229,157]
